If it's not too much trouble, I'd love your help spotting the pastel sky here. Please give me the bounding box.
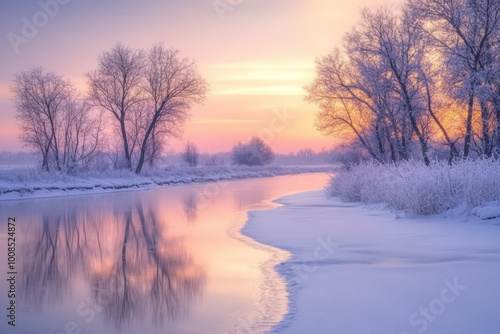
[0,0,402,154]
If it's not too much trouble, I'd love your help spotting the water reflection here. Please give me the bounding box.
[0,173,329,334]
[183,192,199,224]
[20,197,206,330]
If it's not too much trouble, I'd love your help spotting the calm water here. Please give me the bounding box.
[0,173,329,334]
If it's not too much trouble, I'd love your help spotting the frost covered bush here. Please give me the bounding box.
[328,159,500,215]
[231,137,274,166]
[328,143,371,169]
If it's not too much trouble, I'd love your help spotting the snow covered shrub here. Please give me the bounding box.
[328,143,371,169]
[231,137,275,166]
[327,159,500,215]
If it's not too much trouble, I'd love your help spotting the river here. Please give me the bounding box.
[0,173,329,334]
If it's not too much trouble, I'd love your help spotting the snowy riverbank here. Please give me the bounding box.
[0,165,336,200]
[329,159,500,217]
[242,190,500,334]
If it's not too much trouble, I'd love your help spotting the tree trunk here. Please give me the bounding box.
[401,121,408,161]
[49,118,61,171]
[408,113,431,166]
[346,121,383,163]
[375,122,385,157]
[401,86,430,165]
[496,103,500,158]
[463,90,475,158]
[421,71,460,160]
[480,101,492,157]
[120,116,132,170]
[42,149,49,171]
[135,115,158,174]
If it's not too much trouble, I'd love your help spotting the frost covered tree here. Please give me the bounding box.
[12,67,103,172]
[305,49,388,163]
[306,9,432,164]
[346,7,438,165]
[409,0,500,157]
[87,43,144,170]
[88,43,208,173]
[136,45,208,173]
[183,141,199,167]
[307,3,478,164]
[232,137,275,166]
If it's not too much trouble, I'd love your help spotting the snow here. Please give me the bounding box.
[0,165,336,200]
[329,159,500,215]
[242,190,500,334]
[473,203,500,220]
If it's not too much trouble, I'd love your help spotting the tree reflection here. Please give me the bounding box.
[21,215,66,308]
[20,207,90,308]
[20,197,206,330]
[183,192,199,224]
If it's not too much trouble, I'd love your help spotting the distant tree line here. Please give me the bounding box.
[168,145,333,167]
[181,137,276,167]
[12,43,208,174]
[307,0,500,165]
[274,148,335,165]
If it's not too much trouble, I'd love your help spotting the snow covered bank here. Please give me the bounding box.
[0,165,335,200]
[328,159,500,217]
[242,190,500,334]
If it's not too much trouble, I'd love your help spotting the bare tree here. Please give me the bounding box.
[347,7,433,165]
[88,43,207,174]
[60,100,105,171]
[12,68,103,172]
[417,55,461,162]
[308,5,464,165]
[183,141,199,167]
[136,45,208,174]
[305,49,388,163]
[409,0,500,158]
[12,68,68,171]
[87,43,145,170]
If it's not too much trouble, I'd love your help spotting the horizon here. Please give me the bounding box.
[0,0,401,154]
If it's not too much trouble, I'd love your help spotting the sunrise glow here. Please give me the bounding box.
[0,0,403,154]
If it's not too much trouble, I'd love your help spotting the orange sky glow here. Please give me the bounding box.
[0,0,402,154]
